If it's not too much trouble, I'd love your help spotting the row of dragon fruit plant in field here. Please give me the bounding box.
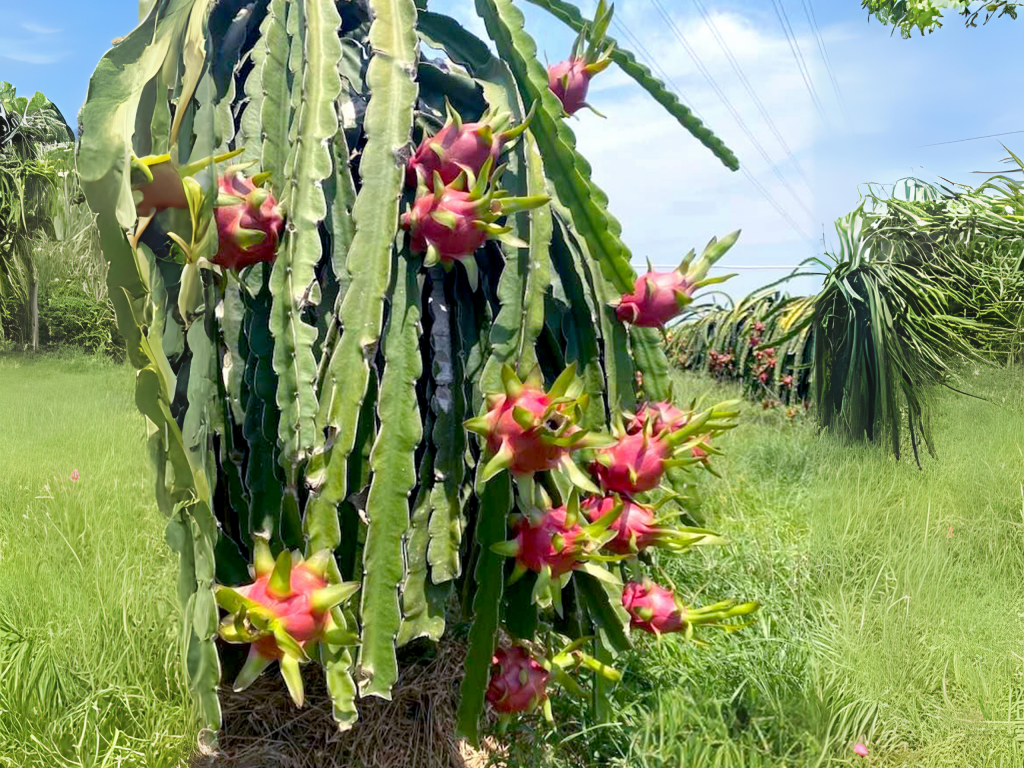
[668,288,815,411]
[78,0,757,743]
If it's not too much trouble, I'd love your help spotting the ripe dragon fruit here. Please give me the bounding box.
[213,171,285,270]
[591,402,740,495]
[507,504,585,578]
[464,363,608,490]
[215,540,359,707]
[492,488,621,611]
[613,231,740,328]
[626,401,691,436]
[547,0,615,116]
[401,162,549,290]
[581,494,723,555]
[622,579,760,637]
[487,646,550,715]
[591,429,672,495]
[406,102,533,188]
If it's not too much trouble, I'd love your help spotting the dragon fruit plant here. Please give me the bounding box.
[76,0,748,746]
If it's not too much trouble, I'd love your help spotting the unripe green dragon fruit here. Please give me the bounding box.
[215,540,359,707]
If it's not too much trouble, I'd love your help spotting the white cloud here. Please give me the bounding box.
[0,43,68,65]
[21,22,62,35]
[567,7,825,284]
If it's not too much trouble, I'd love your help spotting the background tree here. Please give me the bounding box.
[862,0,1018,36]
[0,83,75,347]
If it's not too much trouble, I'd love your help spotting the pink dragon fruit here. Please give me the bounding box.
[626,401,691,436]
[213,172,284,270]
[581,494,721,555]
[465,363,605,488]
[487,646,550,714]
[622,580,686,634]
[591,401,740,494]
[613,232,740,328]
[215,541,359,707]
[406,103,532,188]
[547,0,615,116]
[622,579,760,636]
[590,429,672,494]
[509,505,585,577]
[401,165,549,290]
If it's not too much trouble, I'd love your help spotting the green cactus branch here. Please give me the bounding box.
[308,0,419,505]
[473,0,674,403]
[268,0,343,472]
[358,251,423,698]
[521,0,740,171]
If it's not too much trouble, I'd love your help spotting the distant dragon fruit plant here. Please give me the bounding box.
[76,0,753,747]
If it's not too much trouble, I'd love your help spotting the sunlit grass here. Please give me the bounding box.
[0,352,195,768]
[2,353,1022,767]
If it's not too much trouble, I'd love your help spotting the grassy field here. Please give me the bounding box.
[1,353,1023,767]
[0,353,195,767]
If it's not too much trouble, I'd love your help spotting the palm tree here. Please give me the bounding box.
[0,82,74,347]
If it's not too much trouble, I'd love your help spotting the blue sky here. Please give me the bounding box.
[3,0,1022,298]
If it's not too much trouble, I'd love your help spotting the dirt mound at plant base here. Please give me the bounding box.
[190,638,507,768]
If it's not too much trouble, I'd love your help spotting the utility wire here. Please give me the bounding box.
[802,0,848,122]
[771,0,829,125]
[918,129,1024,148]
[688,0,811,186]
[605,9,814,244]
[645,0,815,225]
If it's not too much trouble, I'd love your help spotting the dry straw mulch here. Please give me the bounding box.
[190,639,509,768]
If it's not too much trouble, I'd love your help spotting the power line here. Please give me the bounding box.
[771,0,829,125]
[645,0,816,226]
[604,10,814,244]
[688,0,811,186]
[918,129,1024,148]
[802,0,847,122]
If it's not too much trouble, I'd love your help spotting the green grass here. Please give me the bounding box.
[3,353,1023,767]
[0,352,195,767]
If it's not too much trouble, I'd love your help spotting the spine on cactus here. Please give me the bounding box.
[76,0,757,748]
